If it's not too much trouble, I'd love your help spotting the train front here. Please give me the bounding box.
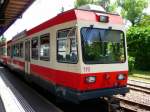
[70,7,129,102]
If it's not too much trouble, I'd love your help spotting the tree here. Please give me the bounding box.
[99,0,110,9]
[74,0,117,12]
[127,26,150,70]
[117,0,148,25]
[137,14,150,27]
[99,0,118,12]
[74,0,95,8]
[0,35,6,45]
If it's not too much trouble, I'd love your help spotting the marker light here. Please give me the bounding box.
[86,76,96,83]
[118,74,125,80]
[99,15,109,23]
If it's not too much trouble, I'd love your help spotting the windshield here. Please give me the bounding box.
[81,27,126,64]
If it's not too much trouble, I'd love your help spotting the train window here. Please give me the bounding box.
[81,28,126,64]
[13,45,17,57]
[32,37,39,60]
[7,47,9,56]
[11,46,13,57]
[20,43,23,58]
[16,44,20,57]
[40,33,50,61]
[0,48,1,55]
[0,47,6,56]
[7,46,11,56]
[25,41,30,61]
[57,28,78,63]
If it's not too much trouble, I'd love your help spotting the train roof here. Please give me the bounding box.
[27,9,123,36]
[7,8,124,44]
[12,30,27,41]
[7,40,12,44]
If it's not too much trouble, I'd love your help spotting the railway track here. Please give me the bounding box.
[128,79,150,89]
[127,79,150,94]
[127,84,150,94]
[115,97,150,112]
[113,80,150,112]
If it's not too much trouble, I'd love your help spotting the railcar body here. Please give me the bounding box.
[0,42,7,65]
[6,40,12,67]
[0,7,129,103]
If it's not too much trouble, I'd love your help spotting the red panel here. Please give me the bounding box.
[30,64,128,91]
[1,56,8,64]
[75,10,123,24]
[27,9,123,36]
[27,9,77,36]
[75,10,97,21]
[7,56,11,64]
[80,71,128,90]
[13,59,25,70]
[108,14,123,24]
[30,64,81,89]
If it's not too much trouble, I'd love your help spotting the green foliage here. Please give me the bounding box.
[75,0,148,25]
[137,14,150,27]
[127,26,150,70]
[128,56,135,72]
[74,0,117,12]
[74,0,95,8]
[106,2,117,13]
[99,0,118,12]
[117,0,148,25]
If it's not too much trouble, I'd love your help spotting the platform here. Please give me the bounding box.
[0,66,62,112]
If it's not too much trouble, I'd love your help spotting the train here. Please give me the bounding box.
[0,5,129,103]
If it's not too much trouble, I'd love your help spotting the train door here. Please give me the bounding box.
[25,40,30,74]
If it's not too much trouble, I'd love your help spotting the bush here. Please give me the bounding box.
[127,26,150,71]
[128,56,135,72]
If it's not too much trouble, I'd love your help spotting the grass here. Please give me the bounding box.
[129,70,150,83]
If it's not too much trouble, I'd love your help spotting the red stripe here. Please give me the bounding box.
[1,56,7,64]
[27,9,77,36]
[76,10,123,24]
[30,64,128,91]
[7,57,11,64]
[13,59,25,70]
[4,10,123,45]
[27,9,123,36]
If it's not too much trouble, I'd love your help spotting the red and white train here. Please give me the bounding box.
[0,6,129,103]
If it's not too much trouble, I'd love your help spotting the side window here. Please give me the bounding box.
[13,45,16,57]
[32,37,39,60]
[11,46,13,57]
[57,28,78,63]
[25,41,30,61]
[40,33,50,61]
[20,43,23,58]
[2,47,6,56]
[7,46,11,56]
[15,44,18,57]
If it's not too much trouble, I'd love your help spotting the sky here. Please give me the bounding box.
[3,0,150,40]
[4,0,75,40]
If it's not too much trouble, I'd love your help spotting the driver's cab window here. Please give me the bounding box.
[57,28,78,63]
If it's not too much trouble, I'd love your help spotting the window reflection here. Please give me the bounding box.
[40,34,50,61]
[32,38,38,60]
[81,28,125,64]
[57,28,78,63]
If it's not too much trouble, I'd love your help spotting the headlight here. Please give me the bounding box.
[118,74,125,80]
[85,76,96,83]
